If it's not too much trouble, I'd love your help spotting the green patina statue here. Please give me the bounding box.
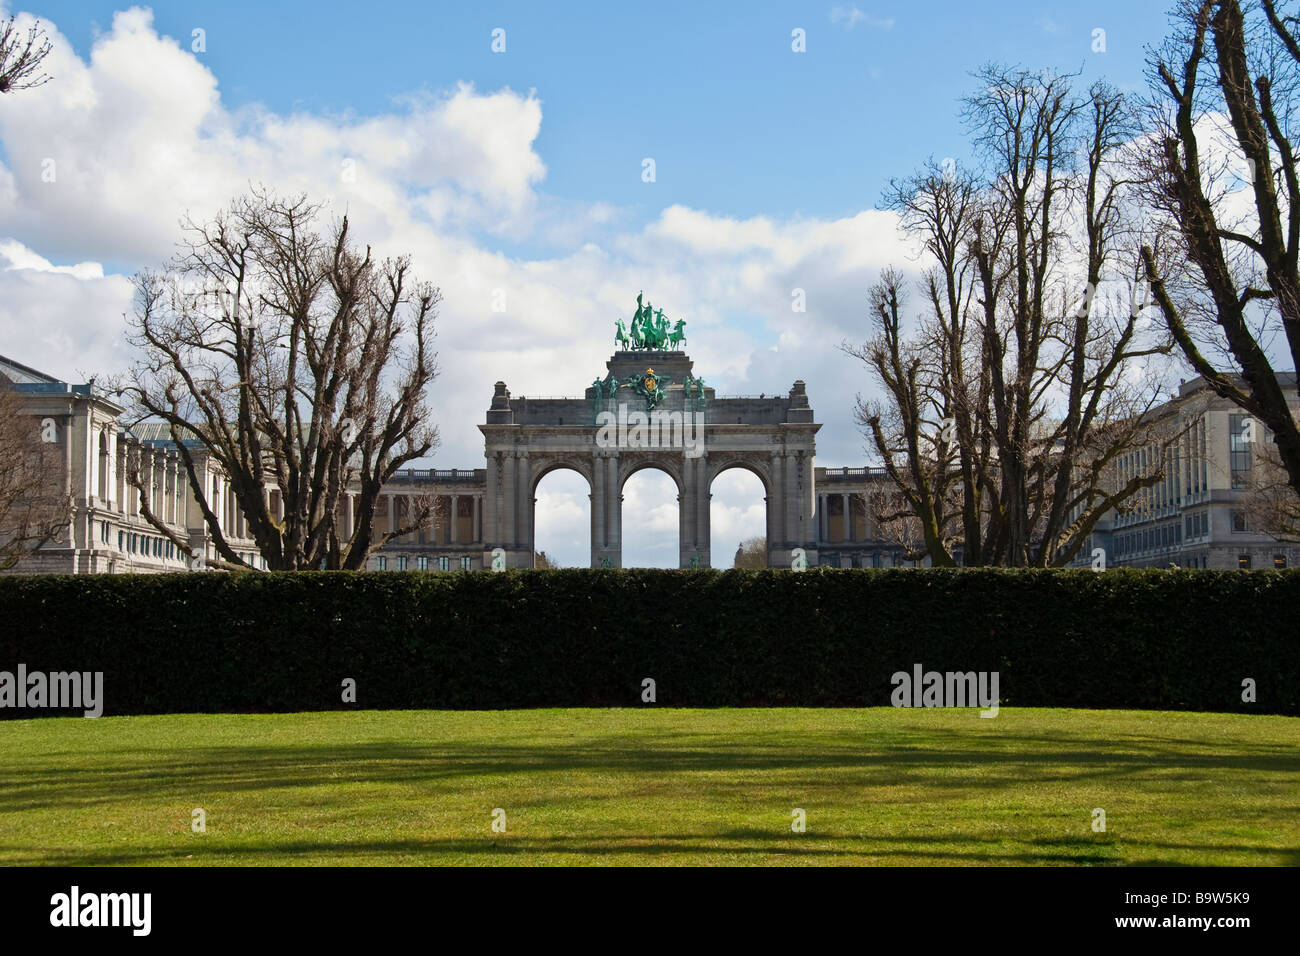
[617,292,685,351]
[610,367,672,411]
[683,373,707,409]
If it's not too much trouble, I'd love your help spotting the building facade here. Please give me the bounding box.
[4,350,1298,573]
[1,356,262,574]
[1067,375,1300,570]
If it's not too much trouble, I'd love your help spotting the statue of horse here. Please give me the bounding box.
[615,318,631,350]
[669,318,686,348]
[641,303,661,348]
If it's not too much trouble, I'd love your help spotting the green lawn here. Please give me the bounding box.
[0,708,1296,866]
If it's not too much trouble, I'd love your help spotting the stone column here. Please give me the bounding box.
[163,458,173,526]
[105,427,117,512]
[84,415,97,508]
[450,494,459,544]
[607,456,621,564]
[591,455,606,562]
[841,493,850,543]
[696,460,707,556]
[517,454,532,559]
[503,452,517,549]
[472,495,481,544]
[484,452,500,545]
[768,453,783,547]
[678,464,692,568]
[695,456,710,567]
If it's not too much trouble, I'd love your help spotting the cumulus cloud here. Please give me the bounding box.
[0,240,134,381]
[0,5,924,564]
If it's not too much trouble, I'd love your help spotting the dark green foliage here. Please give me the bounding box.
[1,568,1295,716]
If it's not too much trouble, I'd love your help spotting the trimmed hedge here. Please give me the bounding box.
[1,568,1296,717]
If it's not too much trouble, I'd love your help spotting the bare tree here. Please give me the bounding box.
[732,536,766,569]
[0,383,71,570]
[1140,0,1300,517]
[1240,434,1300,539]
[846,267,965,565]
[0,15,52,94]
[850,68,1174,567]
[115,187,441,570]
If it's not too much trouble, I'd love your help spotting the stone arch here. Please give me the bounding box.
[530,456,596,494]
[618,455,684,497]
[479,349,820,569]
[531,462,593,568]
[619,460,681,568]
[709,460,772,567]
[706,456,773,497]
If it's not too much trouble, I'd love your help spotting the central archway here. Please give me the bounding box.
[620,464,680,568]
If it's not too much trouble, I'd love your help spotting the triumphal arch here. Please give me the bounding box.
[479,295,821,568]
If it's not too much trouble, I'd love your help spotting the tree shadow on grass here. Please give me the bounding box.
[4,831,1131,867]
[10,829,1296,866]
[1,729,1298,814]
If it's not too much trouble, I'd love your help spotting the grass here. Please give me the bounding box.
[0,708,1296,866]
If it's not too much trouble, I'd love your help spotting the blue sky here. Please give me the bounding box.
[1,2,1189,566]
[28,0,1168,247]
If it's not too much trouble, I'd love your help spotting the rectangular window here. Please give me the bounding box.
[118,530,124,551]
[438,556,449,572]
[418,556,429,571]
[1232,511,1250,533]
[1239,554,1252,570]
[396,556,407,571]
[376,556,387,571]
[1229,414,1253,488]
[460,556,471,570]
[1275,555,1288,569]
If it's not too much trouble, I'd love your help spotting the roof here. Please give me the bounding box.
[123,421,205,450]
[0,354,64,386]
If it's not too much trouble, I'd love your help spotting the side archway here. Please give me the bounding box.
[532,464,592,568]
[710,464,770,567]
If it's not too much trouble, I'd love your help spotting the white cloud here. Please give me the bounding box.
[830,5,895,31]
[0,5,924,564]
[0,239,103,279]
[0,240,134,381]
